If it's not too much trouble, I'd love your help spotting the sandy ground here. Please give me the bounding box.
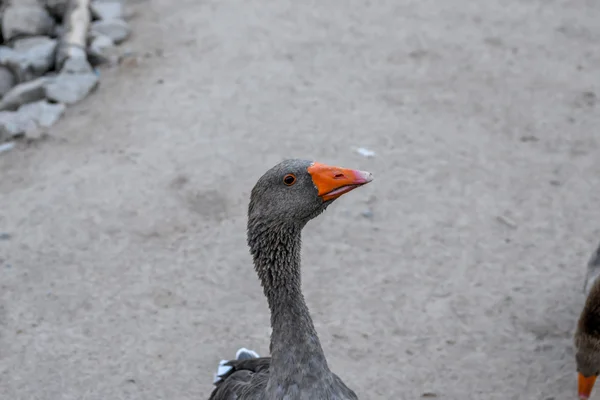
[1,0,600,399]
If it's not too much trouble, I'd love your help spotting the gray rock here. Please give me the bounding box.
[0,46,30,83]
[45,73,99,105]
[2,5,55,41]
[0,66,17,98]
[61,49,94,74]
[0,37,59,81]
[91,1,123,20]
[0,46,35,82]
[53,24,66,38]
[12,36,57,76]
[87,34,118,65]
[18,100,65,128]
[0,112,25,141]
[0,77,49,111]
[45,0,70,20]
[55,43,88,71]
[0,46,18,64]
[90,34,114,53]
[0,110,35,140]
[0,100,65,141]
[90,19,131,44]
[13,35,56,52]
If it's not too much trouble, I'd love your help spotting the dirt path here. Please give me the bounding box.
[1,0,600,399]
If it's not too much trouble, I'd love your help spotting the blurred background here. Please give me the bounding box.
[1,0,599,399]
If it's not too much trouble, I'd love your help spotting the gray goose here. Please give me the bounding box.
[209,159,373,400]
[576,241,600,399]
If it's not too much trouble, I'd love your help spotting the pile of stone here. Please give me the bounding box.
[0,0,131,143]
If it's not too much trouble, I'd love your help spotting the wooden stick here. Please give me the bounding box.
[55,0,91,70]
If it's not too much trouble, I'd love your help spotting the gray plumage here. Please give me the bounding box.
[575,240,600,399]
[209,159,371,400]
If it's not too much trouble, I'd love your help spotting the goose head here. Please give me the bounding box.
[248,159,373,227]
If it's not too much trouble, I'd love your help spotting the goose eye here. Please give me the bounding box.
[283,174,296,186]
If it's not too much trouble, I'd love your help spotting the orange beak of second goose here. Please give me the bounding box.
[308,162,373,201]
[579,373,597,399]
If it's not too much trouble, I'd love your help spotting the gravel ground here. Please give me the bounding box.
[1,0,600,399]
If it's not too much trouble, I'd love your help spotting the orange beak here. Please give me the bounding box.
[307,162,373,201]
[579,373,597,399]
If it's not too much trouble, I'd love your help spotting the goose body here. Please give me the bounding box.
[575,241,600,399]
[209,159,372,400]
[210,354,357,400]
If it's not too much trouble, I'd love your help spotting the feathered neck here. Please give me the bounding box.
[247,217,331,388]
